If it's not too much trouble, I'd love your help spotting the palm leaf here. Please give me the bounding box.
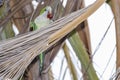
[69,31,98,80]
[0,0,105,79]
[63,43,78,80]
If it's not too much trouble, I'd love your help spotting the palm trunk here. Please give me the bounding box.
[0,1,15,40]
[110,0,120,69]
[9,0,33,33]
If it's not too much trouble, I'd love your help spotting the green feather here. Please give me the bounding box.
[30,21,38,30]
[40,7,46,15]
[39,52,44,73]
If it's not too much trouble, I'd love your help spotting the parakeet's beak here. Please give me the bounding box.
[45,6,53,19]
[47,12,53,19]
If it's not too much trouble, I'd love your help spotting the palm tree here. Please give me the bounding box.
[106,0,120,79]
[0,0,113,80]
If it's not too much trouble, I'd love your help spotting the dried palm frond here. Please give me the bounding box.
[0,0,32,28]
[0,0,104,79]
[9,0,34,33]
[110,67,120,80]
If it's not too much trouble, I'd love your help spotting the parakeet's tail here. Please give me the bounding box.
[39,52,45,74]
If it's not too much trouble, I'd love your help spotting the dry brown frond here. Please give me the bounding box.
[0,0,104,79]
[0,9,84,80]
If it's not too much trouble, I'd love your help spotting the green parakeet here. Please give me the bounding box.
[30,6,53,74]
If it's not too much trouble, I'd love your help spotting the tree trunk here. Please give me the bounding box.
[111,0,120,69]
[9,0,33,33]
[0,0,15,40]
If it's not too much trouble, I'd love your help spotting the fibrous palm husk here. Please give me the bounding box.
[0,9,85,80]
[0,0,105,79]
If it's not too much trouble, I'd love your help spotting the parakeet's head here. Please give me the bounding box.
[40,6,53,19]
